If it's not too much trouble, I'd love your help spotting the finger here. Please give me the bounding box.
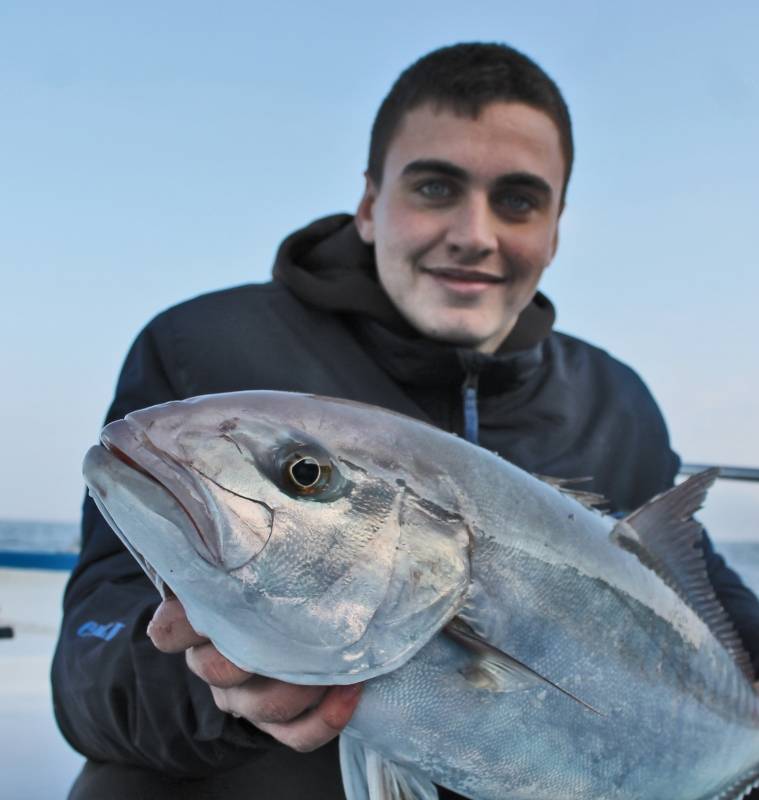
[186,641,252,688]
[211,676,327,722]
[252,684,363,753]
[147,598,208,652]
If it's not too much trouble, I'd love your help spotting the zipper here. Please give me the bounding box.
[461,369,480,445]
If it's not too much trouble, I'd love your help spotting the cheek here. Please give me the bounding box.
[380,201,442,256]
[375,224,429,295]
[504,227,556,276]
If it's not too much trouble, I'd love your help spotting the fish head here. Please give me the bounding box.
[83,391,472,683]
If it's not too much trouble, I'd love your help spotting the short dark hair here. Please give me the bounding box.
[367,42,574,203]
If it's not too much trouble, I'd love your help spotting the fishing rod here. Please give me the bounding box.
[680,464,759,483]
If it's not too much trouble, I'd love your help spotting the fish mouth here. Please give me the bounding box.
[99,419,222,567]
[82,442,193,599]
[104,444,214,585]
[92,417,274,577]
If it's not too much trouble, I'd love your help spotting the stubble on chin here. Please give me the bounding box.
[406,307,511,352]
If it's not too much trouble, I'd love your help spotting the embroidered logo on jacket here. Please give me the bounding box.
[76,620,126,641]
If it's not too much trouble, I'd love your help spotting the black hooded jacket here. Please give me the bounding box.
[52,215,759,798]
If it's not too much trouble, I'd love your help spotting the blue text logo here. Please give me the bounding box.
[76,620,126,641]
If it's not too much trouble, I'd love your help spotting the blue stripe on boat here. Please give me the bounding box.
[0,550,78,570]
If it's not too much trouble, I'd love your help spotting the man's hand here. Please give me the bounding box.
[147,597,363,752]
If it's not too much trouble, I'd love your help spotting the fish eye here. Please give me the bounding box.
[289,457,321,488]
[283,452,333,495]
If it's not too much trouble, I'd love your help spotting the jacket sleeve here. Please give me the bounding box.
[51,318,277,777]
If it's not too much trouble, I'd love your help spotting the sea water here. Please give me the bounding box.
[0,518,80,553]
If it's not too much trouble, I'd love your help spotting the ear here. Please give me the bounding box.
[354,173,378,245]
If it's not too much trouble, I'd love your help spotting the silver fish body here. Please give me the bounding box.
[82,391,759,800]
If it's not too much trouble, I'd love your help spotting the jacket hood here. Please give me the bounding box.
[272,213,556,355]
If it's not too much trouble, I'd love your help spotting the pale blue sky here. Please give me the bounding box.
[1,2,757,538]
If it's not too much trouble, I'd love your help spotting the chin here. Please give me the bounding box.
[403,308,509,351]
[419,323,496,351]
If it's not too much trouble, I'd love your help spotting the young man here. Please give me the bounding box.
[52,43,759,799]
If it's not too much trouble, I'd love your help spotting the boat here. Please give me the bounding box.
[0,547,83,800]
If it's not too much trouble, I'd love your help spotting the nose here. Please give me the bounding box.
[445,194,498,263]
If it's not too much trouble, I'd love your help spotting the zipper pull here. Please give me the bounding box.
[461,371,480,445]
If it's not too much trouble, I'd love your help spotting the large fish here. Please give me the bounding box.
[82,390,759,800]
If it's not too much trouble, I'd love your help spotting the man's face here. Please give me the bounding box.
[355,101,565,353]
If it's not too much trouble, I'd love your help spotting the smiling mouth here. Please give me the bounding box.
[421,266,505,284]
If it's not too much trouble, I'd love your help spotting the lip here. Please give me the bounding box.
[420,266,505,294]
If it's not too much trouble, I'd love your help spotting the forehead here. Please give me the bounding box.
[383,101,565,189]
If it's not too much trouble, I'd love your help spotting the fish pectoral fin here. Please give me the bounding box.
[445,617,603,716]
[459,655,540,693]
[339,735,438,800]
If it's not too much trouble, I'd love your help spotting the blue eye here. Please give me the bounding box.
[418,180,453,199]
[499,193,534,213]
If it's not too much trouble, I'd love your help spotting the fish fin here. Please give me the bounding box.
[534,474,608,511]
[339,736,438,800]
[445,617,603,716]
[610,468,754,682]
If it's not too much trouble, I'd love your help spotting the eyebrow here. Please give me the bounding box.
[401,159,468,181]
[401,159,553,199]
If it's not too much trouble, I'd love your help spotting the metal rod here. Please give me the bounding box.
[679,464,759,482]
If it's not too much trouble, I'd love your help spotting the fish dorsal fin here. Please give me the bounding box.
[535,474,608,511]
[610,468,754,682]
